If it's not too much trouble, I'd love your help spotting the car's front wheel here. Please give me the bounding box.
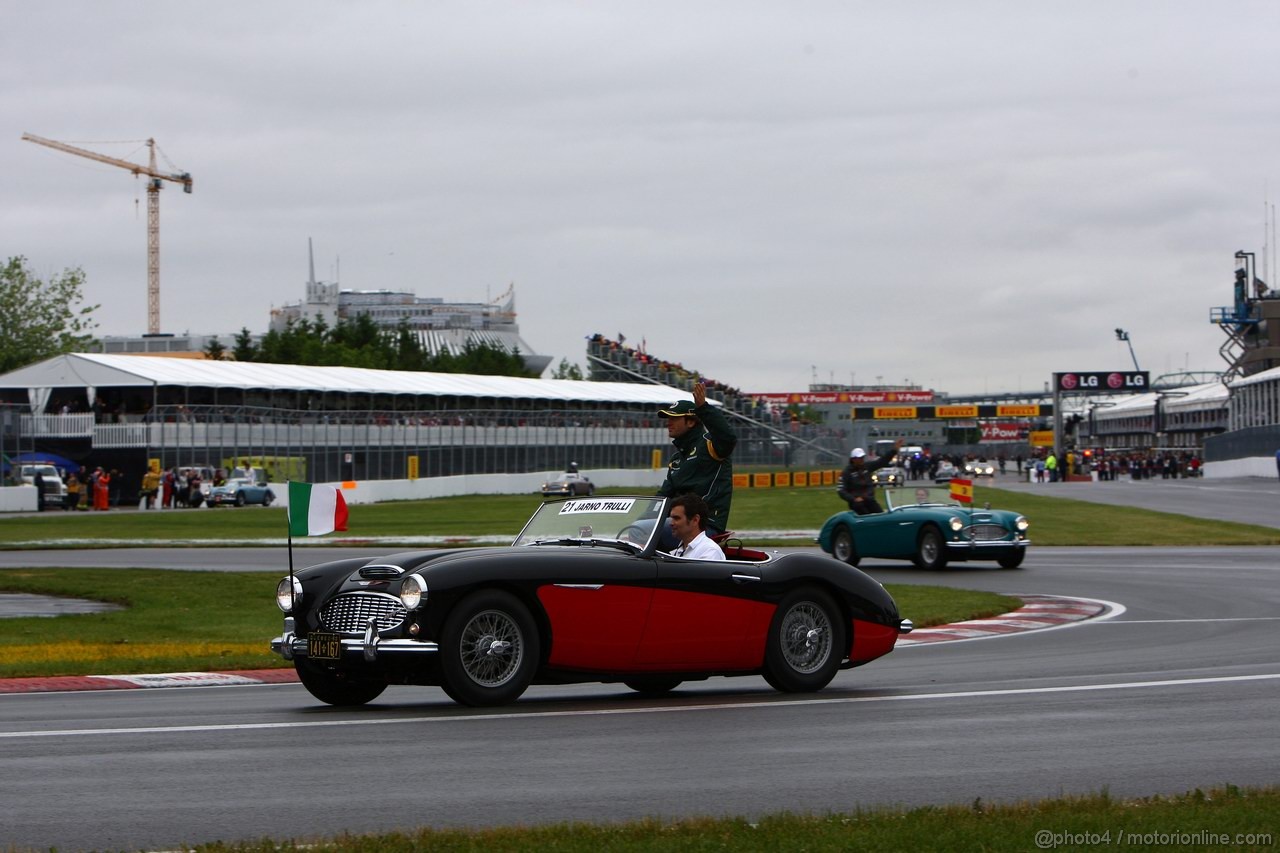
[234,492,245,507]
[295,662,387,706]
[439,590,540,707]
[623,676,682,696]
[762,586,846,693]
[831,527,860,566]
[912,526,948,570]
[997,550,1026,569]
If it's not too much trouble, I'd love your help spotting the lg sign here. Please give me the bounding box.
[1054,371,1149,393]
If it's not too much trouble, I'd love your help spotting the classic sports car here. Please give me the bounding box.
[871,466,906,487]
[271,495,912,707]
[933,460,959,483]
[208,477,276,507]
[539,472,594,497]
[818,485,1029,570]
[964,458,996,477]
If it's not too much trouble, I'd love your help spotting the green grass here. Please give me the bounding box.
[0,569,1016,678]
[3,484,1278,546]
[0,569,280,677]
[188,785,1279,851]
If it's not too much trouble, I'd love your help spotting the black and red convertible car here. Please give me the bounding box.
[271,495,913,707]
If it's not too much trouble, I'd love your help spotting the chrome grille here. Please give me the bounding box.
[320,592,406,634]
[966,524,1009,542]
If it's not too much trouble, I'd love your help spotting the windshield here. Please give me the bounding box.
[514,496,666,549]
[885,485,961,510]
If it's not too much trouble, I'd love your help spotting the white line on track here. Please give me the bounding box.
[3,673,1276,740]
[1095,617,1280,624]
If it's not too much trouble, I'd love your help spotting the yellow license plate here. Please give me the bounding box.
[307,632,342,660]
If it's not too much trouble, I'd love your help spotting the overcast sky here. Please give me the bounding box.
[4,2,1278,395]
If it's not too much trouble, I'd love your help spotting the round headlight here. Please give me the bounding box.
[1015,516,1030,532]
[949,516,965,532]
[276,576,303,613]
[400,574,428,610]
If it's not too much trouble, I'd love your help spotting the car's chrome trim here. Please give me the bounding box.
[946,539,1031,549]
[553,583,605,590]
[271,633,440,661]
[731,573,761,584]
[359,564,404,579]
[898,619,914,634]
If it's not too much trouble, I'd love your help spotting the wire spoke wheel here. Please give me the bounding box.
[458,609,524,688]
[440,590,540,706]
[779,602,833,674]
[763,587,846,693]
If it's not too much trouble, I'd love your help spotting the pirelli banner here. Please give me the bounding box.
[852,403,1053,420]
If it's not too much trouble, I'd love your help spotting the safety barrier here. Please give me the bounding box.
[732,470,840,489]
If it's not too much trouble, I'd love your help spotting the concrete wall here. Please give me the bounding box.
[1203,456,1278,479]
[0,486,40,512]
[271,468,667,511]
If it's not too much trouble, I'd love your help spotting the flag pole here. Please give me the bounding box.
[286,480,295,611]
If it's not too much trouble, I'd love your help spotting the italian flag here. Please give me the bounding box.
[287,482,349,537]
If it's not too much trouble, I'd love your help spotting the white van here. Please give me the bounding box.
[18,464,67,509]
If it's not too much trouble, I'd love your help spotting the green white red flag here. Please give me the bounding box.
[287,482,348,537]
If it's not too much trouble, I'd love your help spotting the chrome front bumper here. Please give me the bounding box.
[271,617,440,663]
[946,539,1030,551]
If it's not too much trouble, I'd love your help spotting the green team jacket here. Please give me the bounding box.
[658,402,738,533]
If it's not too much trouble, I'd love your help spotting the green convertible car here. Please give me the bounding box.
[817,485,1030,570]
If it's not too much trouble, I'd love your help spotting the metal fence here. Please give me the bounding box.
[8,403,847,482]
[1203,424,1280,462]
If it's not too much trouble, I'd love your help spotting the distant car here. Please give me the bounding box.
[540,472,594,497]
[208,477,276,507]
[933,460,959,483]
[271,494,912,707]
[964,459,996,477]
[818,485,1030,570]
[871,466,906,487]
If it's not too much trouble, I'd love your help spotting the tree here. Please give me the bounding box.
[232,327,258,362]
[0,256,99,373]
[551,358,584,380]
[203,336,227,360]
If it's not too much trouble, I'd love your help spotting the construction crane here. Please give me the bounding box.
[21,133,193,335]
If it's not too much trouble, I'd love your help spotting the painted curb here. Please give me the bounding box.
[0,595,1116,694]
[895,594,1115,646]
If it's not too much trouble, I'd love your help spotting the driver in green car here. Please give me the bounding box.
[838,439,902,515]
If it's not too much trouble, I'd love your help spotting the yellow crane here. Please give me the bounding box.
[21,133,193,335]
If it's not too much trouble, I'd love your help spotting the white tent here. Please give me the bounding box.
[0,353,694,411]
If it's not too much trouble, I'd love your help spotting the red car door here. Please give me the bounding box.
[634,555,774,671]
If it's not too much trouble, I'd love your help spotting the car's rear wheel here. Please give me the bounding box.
[295,662,387,706]
[831,527,860,567]
[762,586,846,693]
[997,550,1026,569]
[439,589,540,707]
[912,526,948,570]
[262,491,274,507]
[623,676,682,695]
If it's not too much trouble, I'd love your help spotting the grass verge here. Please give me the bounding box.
[0,569,1017,678]
[2,484,1277,547]
[190,785,1278,851]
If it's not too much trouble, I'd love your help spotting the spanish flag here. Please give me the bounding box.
[950,477,974,504]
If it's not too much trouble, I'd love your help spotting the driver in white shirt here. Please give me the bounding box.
[666,493,726,561]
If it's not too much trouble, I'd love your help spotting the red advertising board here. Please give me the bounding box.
[750,390,935,404]
[981,422,1030,442]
